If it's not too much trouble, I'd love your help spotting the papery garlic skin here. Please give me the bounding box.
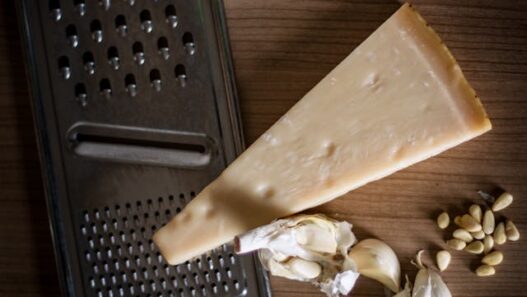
[348,239,401,293]
[319,270,360,297]
[393,276,412,297]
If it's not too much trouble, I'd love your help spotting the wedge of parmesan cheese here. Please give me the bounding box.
[154,3,491,265]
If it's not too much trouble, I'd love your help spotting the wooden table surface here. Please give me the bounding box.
[1,0,526,296]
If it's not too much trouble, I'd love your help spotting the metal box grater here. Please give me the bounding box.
[16,0,271,296]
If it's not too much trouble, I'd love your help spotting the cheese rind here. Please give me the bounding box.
[154,3,491,265]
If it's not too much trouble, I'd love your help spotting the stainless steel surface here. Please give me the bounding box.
[16,0,270,296]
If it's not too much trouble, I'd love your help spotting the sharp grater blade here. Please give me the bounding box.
[16,0,271,296]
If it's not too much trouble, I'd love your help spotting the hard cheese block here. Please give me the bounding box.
[154,3,491,265]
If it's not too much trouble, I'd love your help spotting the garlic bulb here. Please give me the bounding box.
[348,238,401,293]
[235,214,359,297]
[411,251,452,297]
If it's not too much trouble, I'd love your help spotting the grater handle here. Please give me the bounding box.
[67,123,215,168]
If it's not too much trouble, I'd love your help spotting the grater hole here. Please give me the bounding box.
[58,56,71,80]
[174,64,187,87]
[98,0,110,11]
[90,20,102,31]
[133,42,145,65]
[82,51,96,75]
[49,0,62,21]
[75,84,87,96]
[182,33,195,55]
[66,24,79,47]
[99,79,112,98]
[157,37,170,60]
[75,83,87,107]
[125,74,137,97]
[150,69,162,92]
[90,20,103,43]
[165,5,177,28]
[115,15,127,36]
[140,10,153,33]
[157,37,168,48]
[107,46,120,70]
[49,0,60,10]
[73,0,86,16]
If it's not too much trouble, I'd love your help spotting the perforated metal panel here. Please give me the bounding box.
[80,192,248,297]
[17,0,270,296]
[46,0,198,110]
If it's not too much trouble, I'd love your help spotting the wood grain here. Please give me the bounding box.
[224,0,527,296]
[0,0,526,296]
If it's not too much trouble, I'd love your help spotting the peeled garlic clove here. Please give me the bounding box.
[494,222,507,245]
[348,238,400,293]
[288,257,322,279]
[482,209,495,235]
[492,192,513,212]
[482,251,503,266]
[469,204,482,223]
[412,251,452,297]
[483,235,494,254]
[265,254,302,280]
[505,220,520,241]
[446,238,466,250]
[472,230,485,240]
[453,229,473,243]
[437,212,450,229]
[455,214,482,232]
[476,264,495,277]
[464,241,484,254]
[436,250,451,272]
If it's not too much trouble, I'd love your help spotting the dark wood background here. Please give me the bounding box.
[1,0,526,296]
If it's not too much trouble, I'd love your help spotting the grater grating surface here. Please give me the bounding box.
[17,0,270,296]
[80,192,247,297]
